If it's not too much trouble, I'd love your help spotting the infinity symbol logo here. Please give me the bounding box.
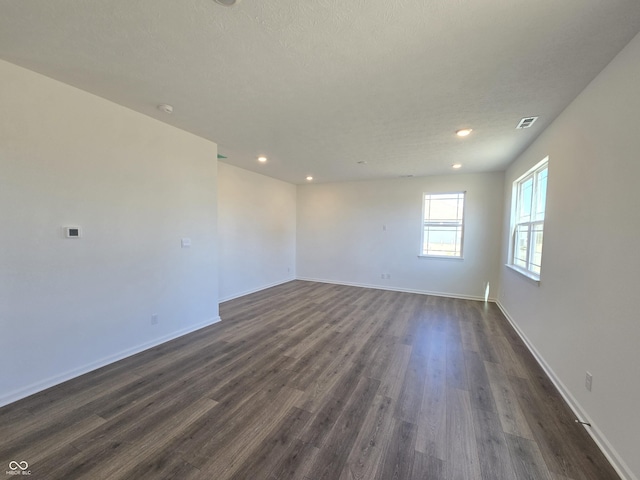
[8,461,29,471]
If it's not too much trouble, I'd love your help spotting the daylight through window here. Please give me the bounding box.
[510,158,548,278]
[421,192,465,258]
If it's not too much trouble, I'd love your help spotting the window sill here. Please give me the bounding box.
[418,255,464,261]
[505,264,540,285]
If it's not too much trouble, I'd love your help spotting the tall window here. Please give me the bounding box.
[421,192,465,258]
[510,158,548,279]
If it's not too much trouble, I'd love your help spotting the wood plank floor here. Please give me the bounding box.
[0,281,619,479]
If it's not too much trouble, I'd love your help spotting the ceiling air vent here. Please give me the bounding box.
[516,116,538,129]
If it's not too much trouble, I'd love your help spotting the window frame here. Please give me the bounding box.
[419,191,466,259]
[508,157,548,281]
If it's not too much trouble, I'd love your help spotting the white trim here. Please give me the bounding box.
[296,276,495,302]
[218,276,296,303]
[505,263,541,285]
[0,316,221,408]
[418,255,464,261]
[496,301,637,480]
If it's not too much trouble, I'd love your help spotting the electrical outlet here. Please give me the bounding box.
[151,314,159,325]
[585,371,593,392]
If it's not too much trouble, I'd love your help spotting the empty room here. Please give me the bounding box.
[1,1,640,479]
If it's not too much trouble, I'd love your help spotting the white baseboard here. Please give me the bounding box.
[496,301,637,480]
[219,277,296,303]
[0,316,221,409]
[296,276,495,302]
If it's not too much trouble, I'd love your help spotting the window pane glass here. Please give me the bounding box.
[535,167,548,221]
[424,193,464,222]
[423,225,462,256]
[530,224,544,274]
[518,177,533,223]
[513,224,529,269]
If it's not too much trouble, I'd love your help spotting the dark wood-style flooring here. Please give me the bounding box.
[1,281,619,479]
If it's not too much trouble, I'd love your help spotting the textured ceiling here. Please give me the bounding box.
[1,0,639,184]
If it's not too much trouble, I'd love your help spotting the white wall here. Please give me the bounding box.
[0,60,219,407]
[218,163,296,302]
[497,32,640,480]
[297,173,504,300]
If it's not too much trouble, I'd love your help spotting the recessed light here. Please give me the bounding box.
[214,0,239,6]
[157,104,173,114]
[257,156,267,163]
[452,164,462,169]
[456,128,472,137]
[306,176,313,181]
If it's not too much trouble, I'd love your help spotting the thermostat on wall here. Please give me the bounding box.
[64,226,82,238]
